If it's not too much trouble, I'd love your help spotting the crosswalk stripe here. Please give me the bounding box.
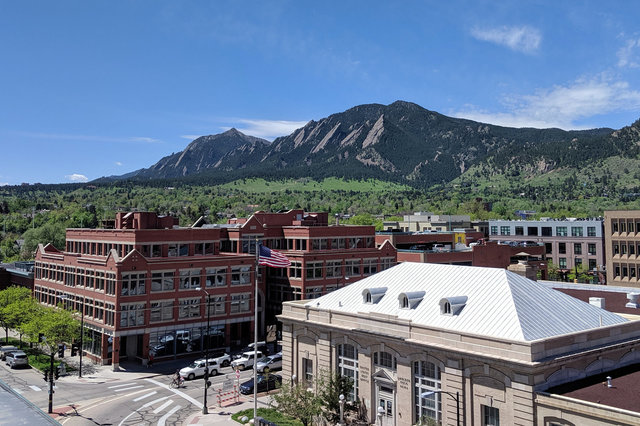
[114,385,145,392]
[29,385,42,392]
[133,391,157,402]
[108,383,136,389]
[153,400,173,414]
[157,405,181,426]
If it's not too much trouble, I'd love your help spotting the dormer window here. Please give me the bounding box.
[398,291,425,309]
[400,295,409,308]
[362,287,388,304]
[439,296,468,316]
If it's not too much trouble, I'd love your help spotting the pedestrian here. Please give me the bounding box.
[148,352,154,368]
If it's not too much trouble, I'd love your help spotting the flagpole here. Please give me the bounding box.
[254,237,259,422]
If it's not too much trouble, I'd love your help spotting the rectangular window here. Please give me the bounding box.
[325,260,342,278]
[556,227,567,237]
[575,258,583,268]
[151,271,174,292]
[613,221,619,233]
[559,243,566,254]
[545,243,553,254]
[179,298,201,319]
[380,258,394,270]
[515,226,524,235]
[230,293,250,313]
[571,227,584,237]
[206,267,227,287]
[589,259,597,270]
[588,243,596,255]
[303,357,313,384]
[212,296,226,315]
[120,303,145,327]
[121,273,146,296]
[614,243,620,255]
[631,244,636,255]
[150,300,173,322]
[574,243,582,255]
[622,243,628,255]
[179,269,201,289]
[559,258,567,268]
[587,226,596,237]
[490,226,498,236]
[312,239,328,250]
[231,266,250,285]
[168,244,179,257]
[541,227,552,236]
[500,226,510,236]
[345,259,361,277]
[527,226,538,236]
[621,222,627,232]
[363,258,378,275]
[289,262,302,279]
[482,405,500,426]
[305,262,323,279]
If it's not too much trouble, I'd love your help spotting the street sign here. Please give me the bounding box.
[222,379,234,390]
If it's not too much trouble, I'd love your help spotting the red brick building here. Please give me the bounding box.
[33,210,396,367]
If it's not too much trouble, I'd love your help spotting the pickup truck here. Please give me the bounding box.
[230,350,264,371]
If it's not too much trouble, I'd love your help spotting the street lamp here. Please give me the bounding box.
[339,394,345,425]
[421,390,461,426]
[195,287,211,415]
[377,405,384,426]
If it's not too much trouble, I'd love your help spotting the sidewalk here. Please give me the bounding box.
[184,394,274,425]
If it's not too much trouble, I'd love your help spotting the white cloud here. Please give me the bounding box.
[618,38,640,68]
[15,132,161,144]
[0,182,8,186]
[471,25,541,53]
[225,119,309,140]
[180,135,202,140]
[66,174,89,182]
[115,161,123,166]
[454,76,640,129]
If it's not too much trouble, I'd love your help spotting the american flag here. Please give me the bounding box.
[258,244,291,268]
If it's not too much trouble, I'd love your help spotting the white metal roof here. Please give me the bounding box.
[306,262,628,342]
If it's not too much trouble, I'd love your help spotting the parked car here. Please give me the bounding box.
[0,346,18,361]
[256,352,282,373]
[230,350,263,371]
[6,350,28,368]
[179,358,223,380]
[239,374,282,394]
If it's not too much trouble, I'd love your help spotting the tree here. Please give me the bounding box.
[3,296,40,347]
[317,371,357,424]
[0,286,32,344]
[21,222,66,258]
[270,380,323,426]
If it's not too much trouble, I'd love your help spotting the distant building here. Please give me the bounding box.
[604,210,640,288]
[0,261,34,291]
[279,263,640,426]
[383,212,472,233]
[489,218,605,280]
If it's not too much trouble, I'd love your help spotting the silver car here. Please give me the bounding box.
[6,350,28,368]
[256,352,282,373]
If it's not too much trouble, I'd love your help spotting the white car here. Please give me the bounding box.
[256,352,282,373]
[179,358,223,380]
[6,350,28,368]
[230,350,263,371]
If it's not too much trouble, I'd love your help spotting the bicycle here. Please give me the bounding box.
[169,376,184,388]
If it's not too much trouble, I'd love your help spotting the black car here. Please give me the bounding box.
[239,374,282,394]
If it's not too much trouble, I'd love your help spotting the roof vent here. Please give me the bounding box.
[439,296,468,316]
[362,287,388,304]
[398,291,426,309]
[589,297,606,309]
[626,293,640,309]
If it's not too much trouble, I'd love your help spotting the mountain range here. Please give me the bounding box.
[101,101,639,190]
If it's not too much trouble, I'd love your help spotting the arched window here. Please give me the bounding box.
[337,344,359,401]
[366,293,372,303]
[414,360,442,424]
[400,295,409,309]
[443,301,451,314]
[373,351,397,370]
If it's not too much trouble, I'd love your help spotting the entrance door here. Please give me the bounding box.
[377,385,395,426]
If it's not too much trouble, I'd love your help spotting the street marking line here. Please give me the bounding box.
[29,385,42,392]
[114,385,145,392]
[14,389,22,394]
[117,396,170,426]
[108,383,136,388]
[157,405,181,426]
[133,390,157,402]
[153,400,173,414]
[144,378,203,408]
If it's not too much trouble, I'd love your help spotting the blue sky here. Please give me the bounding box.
[2,1,640,185]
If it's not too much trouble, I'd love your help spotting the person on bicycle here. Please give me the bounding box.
[172,369,182,387]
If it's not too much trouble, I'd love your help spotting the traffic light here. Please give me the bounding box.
[71,344,77,357]
[206,380,211,388]
[44,369,49,382]
[57,344,64,358]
